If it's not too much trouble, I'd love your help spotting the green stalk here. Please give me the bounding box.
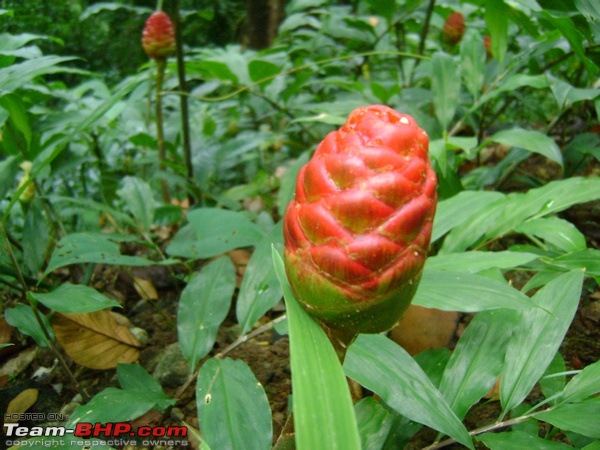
[155,57,170,202]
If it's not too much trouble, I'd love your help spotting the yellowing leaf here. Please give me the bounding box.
[52,310,141,369]
[133,277,158,300]
[6,388,38,421]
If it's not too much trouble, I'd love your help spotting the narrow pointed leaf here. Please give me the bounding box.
[196,358,272,450]
[413,270,536,312]
[177,257,235,369]
[273,248,361,450]
[439,309,518,419]
[535,398,600,438]
[28,283,121,314]
[344,334,473,449]
[561,360,600,403]
[500,270,584,414]
[488,128,562,166]
[236,222,283,333]
[478,430,574,449]
[431,52,460,132]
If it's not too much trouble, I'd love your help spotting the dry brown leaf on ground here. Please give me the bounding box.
[52,310,141,370]
[0,316,14,345]
[6,388,38,421]
[228,249,251,286]
[390,305,460,355]
[0,347,38,378]
[133,276,159,300]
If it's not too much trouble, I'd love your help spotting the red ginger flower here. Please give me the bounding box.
[283,105,437,333]
[142,11,176,60]
[443,12,466,45]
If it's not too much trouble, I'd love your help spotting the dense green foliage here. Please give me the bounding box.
[1,0,600,449]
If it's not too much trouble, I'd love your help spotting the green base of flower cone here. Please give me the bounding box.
[285,248,421,333]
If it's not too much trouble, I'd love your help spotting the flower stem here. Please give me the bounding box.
[155,57,170,202]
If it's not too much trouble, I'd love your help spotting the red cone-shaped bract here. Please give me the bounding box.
[283,105,437,333]
[142,11,176,60]
[443,12,466,45]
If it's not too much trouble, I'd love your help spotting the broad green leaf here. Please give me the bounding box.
[431,52,460,132]
[500,270,584,414]
[80,2,151,20]
[273,248,361,450]
[413,270,536,312]
[277,152,310,217]
[547,73,600,109]
[535,398,600,438]
[478,430,574,449]
[116,363,175,411]
[28,283,120,313]
[0,55,76,95]
[425,251,538,273]
[432,190,505,243]
[22,199,51,274]
[167,208,264,259]
[484,0,508,63]
[0,155,19,199]
[515,217,587,252]
[440,309,518,419]
[539,352,566,405]
[561,360,600,403]
[477,74,549,106]
[443,177,600,252]
[236,222,283,333]
[43,232,160,279]
[354,397,395,450]
[177,257,235,369]
[5,304,53,347]
[196,358,273,450]
[0,94,32,153]
[460,29,486,99]
[344,334,473,449]
[414,348,452,388]
[67,388,159,427]
[487,128,562,165]
[541,249,600,277]
[248,59,281,87]
[118,176,155,233]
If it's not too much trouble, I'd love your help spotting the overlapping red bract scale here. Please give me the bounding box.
[283,105,437,332]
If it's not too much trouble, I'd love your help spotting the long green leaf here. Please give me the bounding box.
[478,430,574,450]
[177,257,236,369]
[432,190,505,243]
[196,358,273,450]
[4,304,53,347]
[561,360,600,403]
[425,251,538,273]
[344,334,473,449]
[273,248,361,450]
[431,52,460,132]
[439,309,518,419]
[167,208,264,259]
[484,0,508,63]
[535,398,600,438]
[487,128,562,165]
[28,283,121,314]
[0,55,76,95]
[118,176,155,233]
[354,397,395,450]
[500,270,584,414]
[236,222,283,333]
[413,270,536,312]
[515,217,587,252]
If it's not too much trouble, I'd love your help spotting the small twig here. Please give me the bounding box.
[173,314,287,399]
[421,412,539,449]
[0,223,90,402]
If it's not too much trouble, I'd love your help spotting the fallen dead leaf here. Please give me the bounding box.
[0,347,38,378]
[484,376,501,399]
[390,305,459,356]
[133,276,158,300]
[6,388,39,421]
[228,249,251,286]
[0,316,14,344]
[52,310,141,370]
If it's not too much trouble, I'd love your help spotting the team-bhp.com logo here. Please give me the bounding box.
[4,422,188,447]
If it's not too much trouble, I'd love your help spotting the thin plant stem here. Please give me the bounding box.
[0,222,90,402]
[172,0,194,200]
[410,0,436,84]
[155,57,170,202]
